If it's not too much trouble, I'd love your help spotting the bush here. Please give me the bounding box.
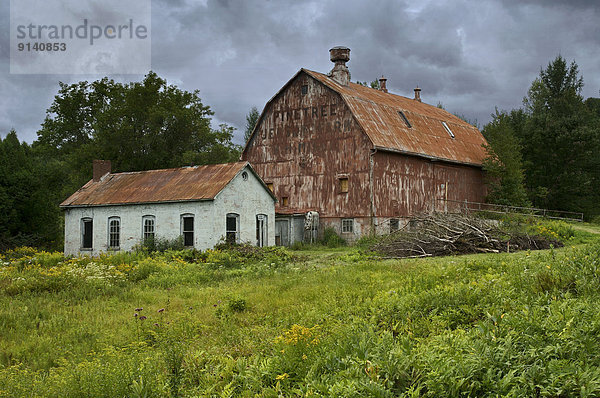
[321,227,346,248]
[354,233,379,248]
[1,247,38,261]
[532,220,575,241]
[137,236,185,253]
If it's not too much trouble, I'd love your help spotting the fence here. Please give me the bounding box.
[438,199,584,222]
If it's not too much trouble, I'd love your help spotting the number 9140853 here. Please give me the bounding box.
[18,42,67,51]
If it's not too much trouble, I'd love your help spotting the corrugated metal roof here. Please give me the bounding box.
[303,69,488,166]
[61,161,259,207]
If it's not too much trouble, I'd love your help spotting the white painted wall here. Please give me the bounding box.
[63,166,275,256]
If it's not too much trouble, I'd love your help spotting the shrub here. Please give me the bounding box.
[227,297,247,313]
[354,233,379,248]
[321,227,346,248]
[1,247,38,261]
[532,220,575,241]
[137,236,185,253]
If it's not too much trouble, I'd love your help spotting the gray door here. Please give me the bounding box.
[275,219,289,246]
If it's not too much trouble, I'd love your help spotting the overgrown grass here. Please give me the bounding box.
[0,228,599,397]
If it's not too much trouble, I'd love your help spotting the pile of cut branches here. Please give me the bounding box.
[371,213,562,259]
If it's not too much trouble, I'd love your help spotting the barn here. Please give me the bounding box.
[60,160,276,256]
[242,46,488,244]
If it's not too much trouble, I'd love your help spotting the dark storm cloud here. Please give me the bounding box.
[2,0,600,144]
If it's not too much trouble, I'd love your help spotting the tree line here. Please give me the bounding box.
[482,56,600,220]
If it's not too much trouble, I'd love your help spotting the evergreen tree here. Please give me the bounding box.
[519,56,600,216]
[244,106,260,143]
[481,110,529,206]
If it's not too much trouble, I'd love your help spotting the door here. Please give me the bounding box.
[256,214,267,247]
[275,219,289,246]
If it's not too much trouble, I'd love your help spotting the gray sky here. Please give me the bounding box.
[2,0,600,145]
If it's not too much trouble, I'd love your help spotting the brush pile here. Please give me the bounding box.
[371,213,562,259]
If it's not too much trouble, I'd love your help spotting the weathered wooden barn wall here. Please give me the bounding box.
[244,71,373,224]
[244,47,489,243]
[371,150,486,234]
[244,69,487,241]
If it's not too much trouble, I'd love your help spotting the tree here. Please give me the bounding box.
[0,130,62,250]
[518,56,600,216]
[37,72,241,192]
[356,78,381,89]
[244,106,260,143]
[481,110,529,206]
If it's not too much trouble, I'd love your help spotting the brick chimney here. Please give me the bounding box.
[328,46,351,86]
[93,159,111,182]
[414,86,421,102]
[379,76,388,93]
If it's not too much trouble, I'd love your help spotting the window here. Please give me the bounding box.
[398,111,412,128]
[256,214,267,247]
[142,215,155,241]
[281,197,289,207]
[108,217,120,249]
[339,177,349,193]
[341,218,354,233]
[390,218,399,233]
[242,171,248,181]
[266,183,274,192]
[301,84,308,95]
[226,213,240,244]
[81,218,93,249]
[181,214,194,247]
[442,121,455,138]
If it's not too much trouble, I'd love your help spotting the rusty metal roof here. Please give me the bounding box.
[60,161,266,208]
[303,69,488,166]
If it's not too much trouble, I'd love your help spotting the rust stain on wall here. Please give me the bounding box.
[244,72,372,219]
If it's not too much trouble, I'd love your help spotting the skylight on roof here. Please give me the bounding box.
[442,121,455,138]
[398,110,412,128]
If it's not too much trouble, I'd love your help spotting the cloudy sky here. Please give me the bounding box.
[1,0,600,145]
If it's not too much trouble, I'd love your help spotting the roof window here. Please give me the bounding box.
[442,121,455,138]
[398,111,412,128]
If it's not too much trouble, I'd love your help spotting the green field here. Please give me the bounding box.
[1,223,600,397]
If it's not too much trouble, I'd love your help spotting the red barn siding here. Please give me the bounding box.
[244,72,373,220]
[372,151,486,219]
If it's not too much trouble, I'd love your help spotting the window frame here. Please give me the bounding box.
[107,216,120,250]
[341,218,354,234]
[339,177,349,193]
[301,84,308,95]
[181,214,195,247]
[81,217,93,250]
[142,215,155,241]
[226,213,240,244]
[398,110,412,128]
